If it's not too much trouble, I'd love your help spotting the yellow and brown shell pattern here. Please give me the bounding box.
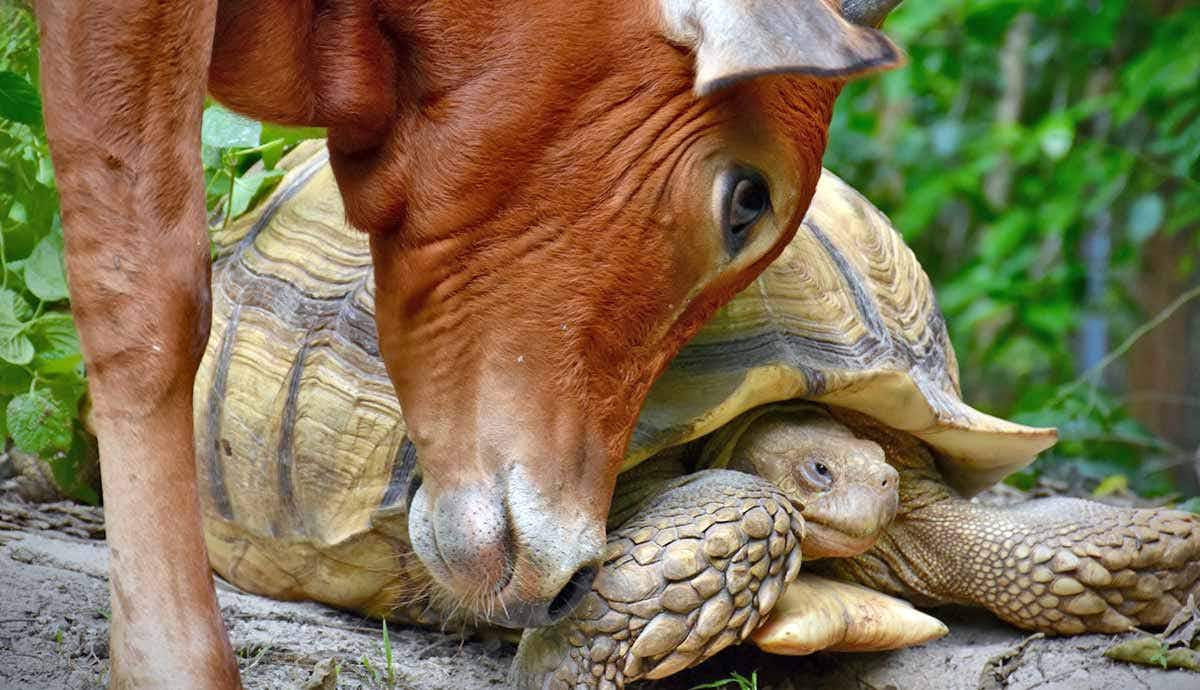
[194,141,1054,620]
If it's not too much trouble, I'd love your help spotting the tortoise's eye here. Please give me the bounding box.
[798,458,835,491]
[717,167,771,255]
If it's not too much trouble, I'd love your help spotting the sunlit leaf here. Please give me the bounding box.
[229,168,284,218]
[24,230,69,302]
[0,288,34,365]
[7,388,73,456]
[201,104,261,149]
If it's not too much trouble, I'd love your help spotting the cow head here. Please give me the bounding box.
[210,0,903,627]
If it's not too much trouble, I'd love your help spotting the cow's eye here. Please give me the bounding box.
[718,167,771,255]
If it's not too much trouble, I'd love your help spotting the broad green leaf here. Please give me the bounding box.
[42,376,86,413]
[0,361,30,395]
[44,430,99,505]
[7,198,26,223]
[0,70,42,127]
[0,288,34,365]
[230,168,284,218]
[24,230,69,302]
[259,123,325,148]
[7,388,73,456]
[32,311,82,375]
[259,139,285,170]
[201,104,261,149]
[201,143,223,169]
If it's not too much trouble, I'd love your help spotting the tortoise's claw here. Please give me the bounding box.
[512,469,804,689]
[751,574,947,654]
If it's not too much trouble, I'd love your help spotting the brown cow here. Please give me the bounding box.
[35,1,902,687]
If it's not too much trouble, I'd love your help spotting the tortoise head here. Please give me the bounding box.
[216,0,903,627]
[729,409,899,558]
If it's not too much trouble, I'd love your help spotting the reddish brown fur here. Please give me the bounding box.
[39,0,856,686]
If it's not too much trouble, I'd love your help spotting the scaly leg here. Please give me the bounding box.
[827,486,1200,635]
[512,470,804,689]
[37,2,240,687]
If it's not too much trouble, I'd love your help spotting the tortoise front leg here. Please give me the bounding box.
[512,470,804,689]
[827,489,1200,635]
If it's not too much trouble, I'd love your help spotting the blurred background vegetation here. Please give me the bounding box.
[824,0,1200,501]
[0,1,1197,505]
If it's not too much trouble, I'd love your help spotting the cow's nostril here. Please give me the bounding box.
[546,565,597,622]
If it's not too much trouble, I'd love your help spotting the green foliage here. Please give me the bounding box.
[0,6,92,502]
[0,70,41,127]
[8,388,72,455]
[692,670,759,690]
[0,4,316,501]
[825,1,1200,495]
[201,103,296,232]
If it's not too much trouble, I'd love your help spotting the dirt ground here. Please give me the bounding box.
[2,486,1197,690]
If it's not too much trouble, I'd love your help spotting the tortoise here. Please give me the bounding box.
[195,142,1200,687]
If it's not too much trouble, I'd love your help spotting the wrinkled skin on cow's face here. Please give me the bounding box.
[210,0,897,628]
[373,73,838,626]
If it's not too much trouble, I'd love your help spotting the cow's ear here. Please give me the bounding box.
[661,0,906,96]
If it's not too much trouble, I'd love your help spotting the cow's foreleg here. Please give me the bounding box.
[36,2,240,687]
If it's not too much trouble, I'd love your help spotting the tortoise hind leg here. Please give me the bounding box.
[512,469,804,690]
[826,491,1200,635]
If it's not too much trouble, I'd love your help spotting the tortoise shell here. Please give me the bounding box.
[194,141,1055,615]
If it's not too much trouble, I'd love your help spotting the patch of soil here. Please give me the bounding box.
[2,488,1196,689]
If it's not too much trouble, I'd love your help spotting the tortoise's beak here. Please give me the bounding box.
[803,463,899,558]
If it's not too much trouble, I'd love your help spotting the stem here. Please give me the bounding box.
[0,225,7,291]
[1052,283,1200,405]
[230,140,281,157]
[222,161,236,230]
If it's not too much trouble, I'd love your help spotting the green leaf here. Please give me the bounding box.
[201,104,261,149]
[31,311,82,375]
[201,143,223,169]
[44,430,99,505]
[258,138,285,170]
[24,230,69,302]
[7,388,73,456]
[229,168,284,218]
[0,361,30,395]
[35,154,54,186]
[1093,474,1129,497]
[259,123,326,148]
[0,288,34,365]
[0,70,42,127]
